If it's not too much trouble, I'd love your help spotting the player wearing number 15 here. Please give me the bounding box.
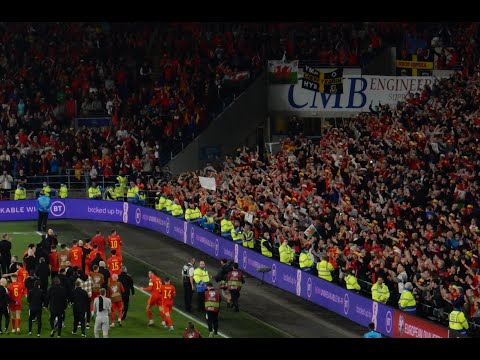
[143,270,166,326]
[8,274,25,334]
[107,250,123,276]
[161,277,176,331]
[108,229,123,259]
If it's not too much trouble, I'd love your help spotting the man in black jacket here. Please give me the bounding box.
[35,257,50,292]
[0,278,13,334]
[24,271,40,292]
[27,280,46,337]
[72,279,89,337]
[0,234,12,275]
[98,261,110,289]
[118,266,135,320]
[47,277,68,338]
[89,252,102,272]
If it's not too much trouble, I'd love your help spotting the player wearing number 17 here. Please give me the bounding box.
[143,270,166,326]
[161,277,176,331]
[108,229,123,259]
[107,250,122,276]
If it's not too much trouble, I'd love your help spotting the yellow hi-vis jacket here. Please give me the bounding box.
[371,282,390,304]
[221,219,234,233]
[449,310,469,331]
[59,185,68,198]
[345,274,361,291]
[88,186,101,199]
[317,260,334,281]
[398,289,416,312]
[279,243,294,265]
[260,238,272,258]
[14,187,26,200]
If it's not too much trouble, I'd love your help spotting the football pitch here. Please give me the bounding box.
[0,220,221,339]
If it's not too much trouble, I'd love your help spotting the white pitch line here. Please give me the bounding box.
[35,231,43,236]
[134,285,229,338]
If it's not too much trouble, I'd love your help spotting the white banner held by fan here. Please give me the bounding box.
[199,176,217,191]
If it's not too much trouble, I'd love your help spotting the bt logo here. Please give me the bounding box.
[50,201,66,217]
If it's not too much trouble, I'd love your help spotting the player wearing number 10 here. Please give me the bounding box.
[161,277,176,331]
[108,230,123,259]
[143,270,166,326]
[107,250,123,276]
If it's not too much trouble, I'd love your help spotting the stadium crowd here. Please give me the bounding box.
[2,21,480,334]
[3,22,470,195]
[155,70,480,333]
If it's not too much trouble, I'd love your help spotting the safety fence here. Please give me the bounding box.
[0,199,467,338]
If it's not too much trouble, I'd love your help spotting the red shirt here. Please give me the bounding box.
[69,246,83,268]
[143,275,162,295]
[49,252,60,272]
[8,282,25,303]
[91,235,106,254]
[108,234,123,253]
[107,255,122,276]
[17,268,29,285]
[161,284,176,304]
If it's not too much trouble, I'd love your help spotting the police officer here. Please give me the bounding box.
[230,220,243,244]
[88,182,102,200]
[138,190,146,206]
[316,254,334,281]
[242,223,254,249]
[105,186,116,201]
[171,199,184,217]
[204,282,220,337]
[371,276,390,304]
[398,282,416,314]
[449,306,469,335]
[126,181,139,204]
[193,261,209,312]
[200,209,215,232]
[185,202,202,224]
[116,171,128,197]
[344,268,361,292]
[59,183,68,199]
[260,232,273,258]
[226,262,245,312]
[154,192,164,210]
[114,183,124,201]
[14,184,26,200]
[299,246,314,273]
[37,190,51,232]
[42,182,51,197]
[182,258,195,312]
[220,213,234,239]
[279,239,294,265]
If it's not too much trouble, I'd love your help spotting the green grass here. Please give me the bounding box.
[0,221,213,339]
[0,220,290,338]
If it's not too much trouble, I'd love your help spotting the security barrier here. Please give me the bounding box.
[0,199,452,338]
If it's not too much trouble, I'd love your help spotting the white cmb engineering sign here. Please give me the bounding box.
[268,75,435,116]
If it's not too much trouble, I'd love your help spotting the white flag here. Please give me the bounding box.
[199,176,216,191]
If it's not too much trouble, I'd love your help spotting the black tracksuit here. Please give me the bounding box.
[118,271,134,320]
[35,262,51,291]
[47,284,68,337]
[27,286,46,334]
[0,286,13,331]
[72,287,90,335]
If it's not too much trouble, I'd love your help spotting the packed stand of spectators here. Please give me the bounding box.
[0,21,397,197]
[157,68,480,334]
